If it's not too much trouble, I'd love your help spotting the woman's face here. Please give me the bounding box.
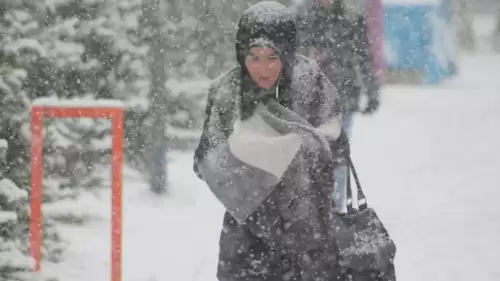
[244,47,283,89]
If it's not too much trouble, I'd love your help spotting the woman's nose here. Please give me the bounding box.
[259,63,275,72]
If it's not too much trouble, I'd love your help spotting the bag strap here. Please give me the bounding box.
[346,154,368,211]
[332,130,367,212]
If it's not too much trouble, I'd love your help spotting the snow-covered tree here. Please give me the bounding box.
[0,50,64,280]
[0,175,35,281]
[0,133,64,281]
[38,0,147,190]
[0,0,145,194]
[0,55,35,280]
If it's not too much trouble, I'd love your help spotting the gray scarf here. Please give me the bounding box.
[197,99,341,224]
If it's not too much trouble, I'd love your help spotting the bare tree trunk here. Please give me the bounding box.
[493,7,500,51]
[142,0,169,194]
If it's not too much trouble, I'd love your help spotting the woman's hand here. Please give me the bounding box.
[331,131,350,165]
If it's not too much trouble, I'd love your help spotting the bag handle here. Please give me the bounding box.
[332,131,368,212]
[346,154,368,211]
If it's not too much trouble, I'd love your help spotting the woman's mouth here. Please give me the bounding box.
[256,77,276,88]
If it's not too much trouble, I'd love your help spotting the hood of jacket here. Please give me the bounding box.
[235,2,297,67]
[235,1,298,118]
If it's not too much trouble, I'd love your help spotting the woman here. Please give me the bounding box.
[193,2,345,280]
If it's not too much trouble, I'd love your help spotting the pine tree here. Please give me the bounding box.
[0,22,64,276]
[0,55,36,281]
[37,0,157,175]
[0,0,146,195]
[0,175,36,281]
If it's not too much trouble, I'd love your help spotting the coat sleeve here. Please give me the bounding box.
[193,80,231,180]
[352,15,380,102]
[193,86,215,180]
[308,70,342,137]
[309,69,349,166]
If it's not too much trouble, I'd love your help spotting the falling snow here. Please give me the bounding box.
[1,1,499,281]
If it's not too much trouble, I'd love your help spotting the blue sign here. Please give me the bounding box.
[383,0,456,84]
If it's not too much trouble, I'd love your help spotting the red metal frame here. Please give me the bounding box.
[30,106,124,281]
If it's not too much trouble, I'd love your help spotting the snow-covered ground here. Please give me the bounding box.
[38,53,500,281]
[350,54,500,281]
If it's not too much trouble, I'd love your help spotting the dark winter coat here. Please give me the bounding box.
[294,0,380,113]
[193,2,347,281]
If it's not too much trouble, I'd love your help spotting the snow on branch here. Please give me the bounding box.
[0,139,7,150]
[32,97,125,108]
[0,211,17,224]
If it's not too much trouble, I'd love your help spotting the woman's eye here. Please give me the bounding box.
[268,56,279,60]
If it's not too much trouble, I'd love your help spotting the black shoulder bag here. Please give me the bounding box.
[332,154,397,281]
